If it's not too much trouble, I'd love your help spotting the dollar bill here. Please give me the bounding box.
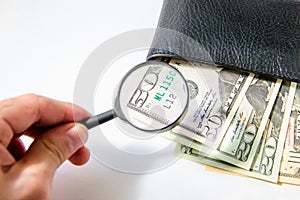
[213,77,282,169]
[279,83,300,185]
[158,58,282,169]
[179,81,296,183]
[159,57,254,147]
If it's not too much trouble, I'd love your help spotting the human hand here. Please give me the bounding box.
[0,94,91,200]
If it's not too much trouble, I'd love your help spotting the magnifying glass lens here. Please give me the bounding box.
[116,61,189,132]
[80,61,189,132]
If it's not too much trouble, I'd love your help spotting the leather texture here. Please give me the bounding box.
[148,0,300,82]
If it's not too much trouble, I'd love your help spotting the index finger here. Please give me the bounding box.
[0,94,91,147]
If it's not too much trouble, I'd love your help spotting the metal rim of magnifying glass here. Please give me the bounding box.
[114,60,189,133]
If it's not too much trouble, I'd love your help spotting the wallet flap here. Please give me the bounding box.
[148,0,300,82]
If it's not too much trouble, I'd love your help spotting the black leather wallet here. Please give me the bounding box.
[147,0,300,82]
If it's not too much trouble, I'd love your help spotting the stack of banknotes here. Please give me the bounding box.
[157,57,300,185]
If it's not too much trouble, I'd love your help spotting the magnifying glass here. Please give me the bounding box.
[79,60,189,133]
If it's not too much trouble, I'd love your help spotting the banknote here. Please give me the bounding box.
[249,81,296,180]
[159,57,254,147]
[158,58,281,169]
[165,77,282,169]
[213,77,282,169]
[279,83,300,185]
[179,81,296,183]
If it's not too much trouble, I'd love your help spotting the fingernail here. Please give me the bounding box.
[74,123,88,144]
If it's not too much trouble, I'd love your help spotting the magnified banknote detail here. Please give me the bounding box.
[121,61,189,132]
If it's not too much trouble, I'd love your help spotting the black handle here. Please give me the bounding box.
[79,109,116,129]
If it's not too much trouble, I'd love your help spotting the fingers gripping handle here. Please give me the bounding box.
[79,109,116,129]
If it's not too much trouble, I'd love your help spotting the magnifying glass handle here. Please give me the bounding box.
[79,109,116,129]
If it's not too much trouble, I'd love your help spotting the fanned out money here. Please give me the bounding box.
[156,57,299,185]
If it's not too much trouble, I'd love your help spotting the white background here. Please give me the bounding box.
[0,0,299,199]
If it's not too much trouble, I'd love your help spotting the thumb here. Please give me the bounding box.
[17,123,88,174]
